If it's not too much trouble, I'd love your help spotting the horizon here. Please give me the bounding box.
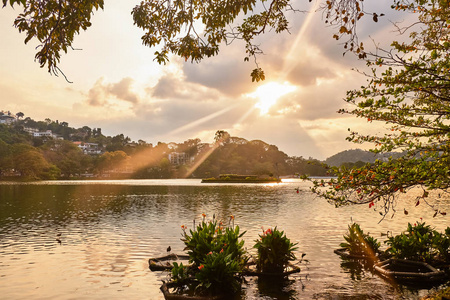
[2,108,384,162]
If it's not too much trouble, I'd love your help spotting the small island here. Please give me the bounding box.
[201,174,281,183]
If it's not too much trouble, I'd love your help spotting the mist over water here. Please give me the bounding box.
[0,179,448,299]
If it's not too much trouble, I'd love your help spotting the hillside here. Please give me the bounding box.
[325,149,403,167]
[0,111,329,179]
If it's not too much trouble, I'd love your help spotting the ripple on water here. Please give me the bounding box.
[0,180,448,299]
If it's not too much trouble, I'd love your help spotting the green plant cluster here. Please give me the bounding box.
[340,223,381,257]
[340,222,450,265]
[194,250,242,293]
[169,216,300,297]
[253,227,298,273]
[176,216,247,295]
[385,222,450,263]
[182,217,247,267]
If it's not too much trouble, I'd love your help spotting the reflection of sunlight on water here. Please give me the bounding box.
[0,180,448,299]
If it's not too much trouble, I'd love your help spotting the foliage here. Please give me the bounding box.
[4,0,104,80]
[253,227,298,273]
[171,217,301,296]
[182,216,247,267]
[42,140,85,178]
[310,0,450,217]
[340,223,380,257]
[3,0,388,80]
[194,251,242,294]
[170,262,191,293]
[0,139,12,176]
[11,143,53,179]
[385,221,450,263]
[194,133,327,178]
[97,150,129,174]
[177,215,247,295]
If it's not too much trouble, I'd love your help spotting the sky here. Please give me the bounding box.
[0,0,403,160]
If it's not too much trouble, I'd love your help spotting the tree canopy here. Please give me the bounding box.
[311,0,450,218]
[2,0,384,81]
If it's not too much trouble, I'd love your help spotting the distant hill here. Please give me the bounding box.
[0,111,331,179]
[325,149,403,167]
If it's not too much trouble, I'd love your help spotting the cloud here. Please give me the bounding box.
[86,78,107,106]
[149,72,222,101]
[269,74,359,121]
[285,60,336,86]
[108,77,139,103]
[181,43,257,96]
[86,77,139,106]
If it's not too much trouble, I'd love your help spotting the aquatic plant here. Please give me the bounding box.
[385,222,450,263]
[181,215,247,268]
[176,214,247,295]
[340,223,380,257]
[253,227,298,273]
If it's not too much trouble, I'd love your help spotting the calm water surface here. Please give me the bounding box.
[0,179,449,299]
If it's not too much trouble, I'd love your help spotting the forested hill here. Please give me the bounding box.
[0,112,328,179]
[325,149,404,167]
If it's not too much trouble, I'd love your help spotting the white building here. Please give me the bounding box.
[73,142,103,154]
[33,130,53,138]
[168,152,191,165]
[0,114,16,125]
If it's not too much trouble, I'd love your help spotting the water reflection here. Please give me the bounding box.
[0,180,448,299]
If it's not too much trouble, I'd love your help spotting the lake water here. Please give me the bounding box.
[0,179,448,299]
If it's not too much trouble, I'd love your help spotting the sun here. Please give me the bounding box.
[247,82,297,115]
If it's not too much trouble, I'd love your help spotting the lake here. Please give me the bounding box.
[0,179,448,299]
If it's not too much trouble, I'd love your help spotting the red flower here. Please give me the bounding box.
[198,265,204,270]
[207,251,212,255]
[220,249,224,253]
[369,201,374,208]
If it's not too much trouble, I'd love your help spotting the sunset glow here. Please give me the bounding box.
[248,82,297,115]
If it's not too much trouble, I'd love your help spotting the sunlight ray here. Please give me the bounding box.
[168,104,239,135]
[234,105,256,126]
[184,143,219,178]
[281,0,320,79]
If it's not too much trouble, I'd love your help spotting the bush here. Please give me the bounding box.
[253,227,298,273]
[179,215,247,294]
[385,222,450,263]
[195,251,242,293]
[340,223,380,257]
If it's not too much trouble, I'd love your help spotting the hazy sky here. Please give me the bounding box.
[0,1,401,160]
